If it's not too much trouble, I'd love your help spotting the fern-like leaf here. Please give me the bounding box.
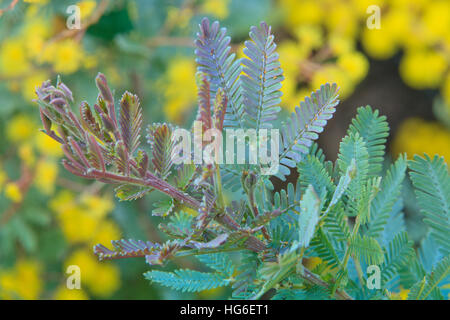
[298,185,320,248]
[408,255,449,300]
[380,232,415,285]
[409,154,450,255]
[277,83,339,181]
[347,106,389,177]
[195,17,244,128]
[197,253,235,277]
[147,123,175,179]
[241,21,283,130]
[367,155,407,239]
[145,269,230,293]
[195,72,212,132]
[119,91,142,155]
[349,234,384,265]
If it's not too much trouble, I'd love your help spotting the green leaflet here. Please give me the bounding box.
[409,154,450,256]
[298,185,321,248]
[348,234,384,265]
[144,269,231,293]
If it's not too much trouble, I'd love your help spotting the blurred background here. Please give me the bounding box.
[0,0,448,299]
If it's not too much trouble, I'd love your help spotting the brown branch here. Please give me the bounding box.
[0,0,19,17]
[45,0,109,44]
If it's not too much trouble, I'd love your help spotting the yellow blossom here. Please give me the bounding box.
[35,133,63,158]
[280,0,323,27]
[5,183,22,203]
[21,71,49,102]
[423,0,450,42]
[90,220,121,248]
[294,25,323,51]
[42,39,84,74]
[392,118,450,162]
[361,27,398,60]
[35,159,59,195]
[0,39,30,77]
[325,2,357,38]
[78,0,97,20]
[87,263,121,297]
[50,190,76,214]
[278,41,306,76]
[0,260,42,300]
[80,194,114,219]
[400,50,447,89]
[328,34,355,55]
[200,0,230,19]
[7,115,38,143]
[64,249,99,287]
[18,143,36,167]
[53,286,88,300]
[64,249,120,297]
[162,58,197,123]
[312,65,354,99]
[337,51,369,82]
[21,18,50,59]
[390,287,410,300]
[59,208,99,244]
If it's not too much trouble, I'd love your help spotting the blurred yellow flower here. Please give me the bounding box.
[280,0,323,27]
[80,194,114,219]
[64,249,99,287]
[361,27,398,60]
[294,25,323,51]
[4,183,22,203]
[392,118,450,161]
[64,249,120,298]
[325,2,357,37]
[200,0,230,19]
[328,34,354,56]
[42,39,84,74]
[0,39,30,77]
[312,65,353,99]
[7,115,38,143]
[21,71,49,102]
[91,220,121,248]
[35,159,59,195]
[87,263,120,297]
[22,18,50,59]
[0,260,42,300]
[390,287,410,300]
[59,208,99,244]
[53,286,88,300]
[337,51,369,82]
[19,143,36,167]
[35,133,63,158]
[78,0,97,20]
[400,50,447,89]
[278,41,305,76]
[162,58,197,123]
[423,0,450,41]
